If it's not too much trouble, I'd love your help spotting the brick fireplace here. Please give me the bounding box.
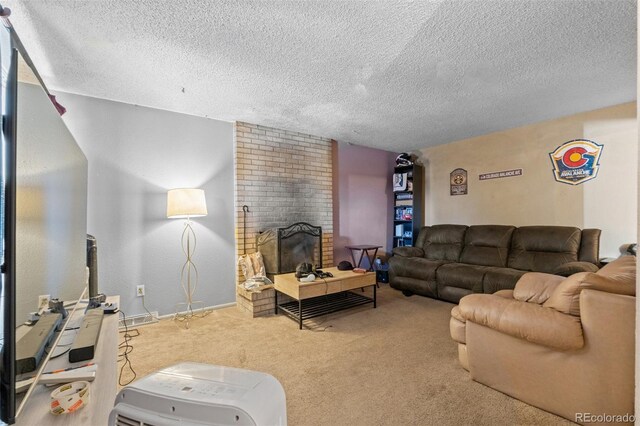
[234,121,334,315]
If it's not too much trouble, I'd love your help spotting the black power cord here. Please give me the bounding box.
[118,310,138,386]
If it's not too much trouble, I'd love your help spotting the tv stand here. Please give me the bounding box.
[14,296,119,425]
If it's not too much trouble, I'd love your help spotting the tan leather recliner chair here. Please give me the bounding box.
[450,256,635,425]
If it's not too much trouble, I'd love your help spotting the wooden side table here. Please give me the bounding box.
[345,244,382,271]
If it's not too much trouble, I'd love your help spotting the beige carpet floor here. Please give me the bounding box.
[118,285,570,425]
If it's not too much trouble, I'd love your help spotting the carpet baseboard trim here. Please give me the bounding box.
[156,302,237,320]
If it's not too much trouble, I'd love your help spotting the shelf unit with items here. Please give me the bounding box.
[392,164,423,248]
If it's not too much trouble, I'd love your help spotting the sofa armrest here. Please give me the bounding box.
[513,272,564,304]
[579,289,635,403]
[391,246,424,257]
[458,294,583,350]
[553,261,599,277]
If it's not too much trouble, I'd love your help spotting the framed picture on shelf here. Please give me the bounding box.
[393,173,408,192]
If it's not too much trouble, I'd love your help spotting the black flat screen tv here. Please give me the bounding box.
[0,13,89,424]
[1,20,17,424]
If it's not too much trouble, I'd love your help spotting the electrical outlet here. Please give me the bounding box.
[38,294,50,310]
[136,285,145,297]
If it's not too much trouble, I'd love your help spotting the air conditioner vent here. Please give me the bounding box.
[115,413,155,426]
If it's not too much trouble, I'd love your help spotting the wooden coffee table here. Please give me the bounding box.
[274,267,377,329]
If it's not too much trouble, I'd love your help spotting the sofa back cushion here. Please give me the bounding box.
[543,256,636,316]
[415,225,467,261]
[459,225,515,267]
[507,226,581,273]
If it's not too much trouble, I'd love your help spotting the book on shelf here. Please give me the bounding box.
[403,207,413,219]
[395,193,413,200]
[395,199,413,206]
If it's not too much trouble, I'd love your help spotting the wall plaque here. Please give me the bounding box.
[479,168,523,180]
[450,168,467,195]
[549,139,603,185]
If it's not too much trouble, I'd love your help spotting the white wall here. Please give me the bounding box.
[419,103,637,259]
[583,117,637,256]
[56,92,235,317]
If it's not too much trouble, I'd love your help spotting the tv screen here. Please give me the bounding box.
[0,20,88,424]
[0,20,17,424]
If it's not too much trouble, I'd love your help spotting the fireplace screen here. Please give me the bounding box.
[256,222,322,276]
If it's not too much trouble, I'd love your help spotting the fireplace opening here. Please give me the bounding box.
[256,222,322,277]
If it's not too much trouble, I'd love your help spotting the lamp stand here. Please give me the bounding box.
[174,217,205,328]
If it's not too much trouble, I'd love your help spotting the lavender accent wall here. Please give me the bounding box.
[333,142,397,268]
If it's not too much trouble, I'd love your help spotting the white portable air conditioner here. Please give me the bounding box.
[109,362,287,426]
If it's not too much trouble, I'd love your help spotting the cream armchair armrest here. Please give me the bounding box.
[578,289,635,416]
[458,294,583,350]
[513,272,564,304]
[391,246,424,257]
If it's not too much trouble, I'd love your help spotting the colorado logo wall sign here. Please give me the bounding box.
[549,139,603,185]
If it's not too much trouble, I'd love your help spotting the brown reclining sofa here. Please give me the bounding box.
[389,224,601,303]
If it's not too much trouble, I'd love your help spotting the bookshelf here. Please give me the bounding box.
[392,164,423,248]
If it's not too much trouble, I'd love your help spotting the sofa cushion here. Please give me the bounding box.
[391,246,424,258]
[459,293,584,350]
[552,261,599,277]
[494,289,515,299]
[389,256,449,282]
[482,268,526,294]
[436,263,494,294]
[459,225,515,267]
[513,272,564,304]
[507,226,581,273]
[543,256,636,316]
[439,286,473,304]
[416,224,467,261]
[389,276,438,298]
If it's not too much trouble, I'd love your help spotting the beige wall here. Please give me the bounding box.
[419,102,637,258]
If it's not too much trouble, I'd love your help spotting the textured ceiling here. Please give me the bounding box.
[3,0,636,151]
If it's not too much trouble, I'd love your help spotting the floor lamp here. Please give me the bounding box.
[167,188,208,327]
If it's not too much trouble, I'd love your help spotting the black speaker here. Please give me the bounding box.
[86,234,98,298]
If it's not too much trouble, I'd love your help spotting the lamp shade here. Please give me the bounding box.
[167,188,208,218]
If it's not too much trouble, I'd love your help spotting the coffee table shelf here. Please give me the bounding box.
[277,291,374,326]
